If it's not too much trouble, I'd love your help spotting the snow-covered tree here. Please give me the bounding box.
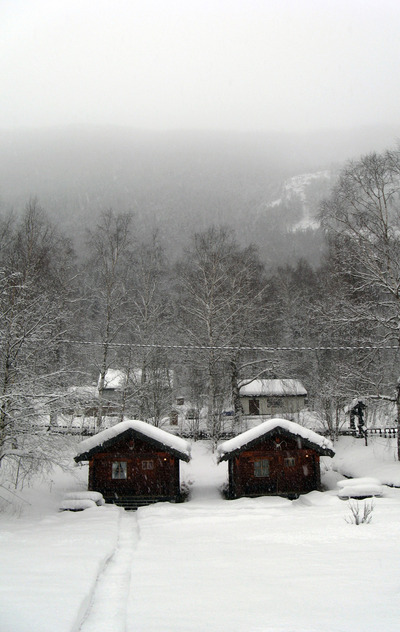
[320,148,400,456]
[124,232,174,425]
[0,200,77,481]
[175,226,269,439]
[84,210,135,429]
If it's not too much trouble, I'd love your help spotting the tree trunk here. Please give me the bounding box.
[396,378,400,461]
[230,356,242,433]
[97,342,109,432]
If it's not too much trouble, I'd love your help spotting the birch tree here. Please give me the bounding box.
[175,227,269,439]
[0,200,77,481]
[122,232,173,425]
[84,210,135,429]
[320,148,400,456]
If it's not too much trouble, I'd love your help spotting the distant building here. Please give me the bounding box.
[239,379,307,418]
[99,369,127,392]
[98,369,127,409]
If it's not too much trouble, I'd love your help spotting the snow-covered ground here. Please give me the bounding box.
[1,435,400,632]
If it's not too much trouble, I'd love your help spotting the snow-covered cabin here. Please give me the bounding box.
[218,418,334,499]
[74,420,191,509]
[98,369,127,400]
[239,379,307,417]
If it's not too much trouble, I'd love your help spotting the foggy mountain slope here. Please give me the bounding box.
[264,170,334,231]
[0,125,398,265]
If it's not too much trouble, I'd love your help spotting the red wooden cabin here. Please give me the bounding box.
[218,418,334,499]
[74,420,191,509]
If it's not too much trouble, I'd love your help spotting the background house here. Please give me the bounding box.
[240,378,307,419]
[99,369,127,403]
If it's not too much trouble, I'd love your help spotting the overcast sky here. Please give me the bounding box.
[1,0,400,133]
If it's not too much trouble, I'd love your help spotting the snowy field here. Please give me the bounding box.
[1,436,400,632]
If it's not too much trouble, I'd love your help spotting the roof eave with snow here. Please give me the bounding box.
[218,418,334,462]
[239,379,307,397]
[75,420,191,463]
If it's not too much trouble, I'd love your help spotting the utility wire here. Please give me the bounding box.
[50,339,400,352]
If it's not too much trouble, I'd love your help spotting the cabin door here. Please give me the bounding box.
[130,456,173,497]
[242,455,277,495]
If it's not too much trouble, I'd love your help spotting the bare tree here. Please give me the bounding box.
[175,226,269,441]
[0,200,77,481]
[84,210,135,429]
[320,148,400,456]
[129,233,173,424]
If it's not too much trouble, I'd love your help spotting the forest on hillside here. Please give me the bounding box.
[2,142,400,478]
[1,125,399,267]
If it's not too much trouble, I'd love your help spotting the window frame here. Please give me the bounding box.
[267,396,282,408]
[248,398,260,415]
[284,456,296,468]
[111,461,128,480]
[254,459,270,478]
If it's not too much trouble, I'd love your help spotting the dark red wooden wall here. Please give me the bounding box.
[228,434,321,498]
[88,434,180,499]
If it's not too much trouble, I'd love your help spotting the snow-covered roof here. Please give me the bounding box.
[75,419,191,462]
[99,369,127,390]
[66,386,98,403]
[98,368,174,390]
[217,418,334,461]
[68,386,98,398]
[239,379,307,397]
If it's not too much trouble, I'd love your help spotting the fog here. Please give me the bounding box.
[2,0,400,133]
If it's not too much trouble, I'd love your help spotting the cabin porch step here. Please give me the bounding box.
[103,495,178,510]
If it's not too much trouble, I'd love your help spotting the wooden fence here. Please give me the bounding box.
[366,427,398,438]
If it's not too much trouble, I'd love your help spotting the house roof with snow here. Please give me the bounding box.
[99,369,127,391]
[67,385,98,399]
[217,418,334,462]
[74,419,191,463]
[239,379,307,397]
[98,368,174,391]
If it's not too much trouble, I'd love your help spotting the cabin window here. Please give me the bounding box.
[142,460,154,470]
[284,457,295,467]
[249,398,260,415]
[254,459,269,477]
[267,396,281,407]
[112,461,127,479]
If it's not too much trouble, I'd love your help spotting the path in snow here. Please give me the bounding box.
[1,438,400,632]
[124,442,400,632]
[78,442,225,632]
[79,510,139,632]
[185,441,227,502]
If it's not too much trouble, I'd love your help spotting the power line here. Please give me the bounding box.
[52,339,400,352]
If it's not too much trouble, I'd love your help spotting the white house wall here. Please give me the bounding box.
[241,395,306,416]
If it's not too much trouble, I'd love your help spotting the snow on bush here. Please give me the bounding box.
[64,491,105,505]
[345,499,375,524]
[337,476,384,499]
[337,477,380,488]
[59,498,97,511]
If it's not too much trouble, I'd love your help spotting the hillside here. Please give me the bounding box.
[0,125,399,266]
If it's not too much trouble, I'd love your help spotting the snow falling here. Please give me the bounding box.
[1,437,400,632]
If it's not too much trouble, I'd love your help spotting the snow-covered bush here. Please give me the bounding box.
[59,498,97,512]
[64,491,105,505]
[345,500,374,525]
